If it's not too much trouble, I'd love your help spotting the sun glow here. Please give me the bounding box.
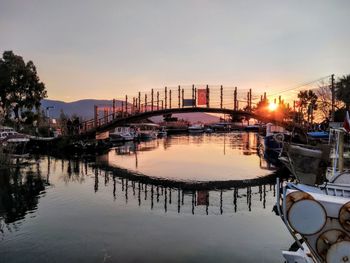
[268,102,278,111]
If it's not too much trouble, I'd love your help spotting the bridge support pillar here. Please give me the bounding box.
[220,85,223,108]
[145,94,147,112]
[112,99,116,119]
[234,87,237,111]
[249,89,252,111]
[181,89,184,108]
[165,87,167,109]
[169,90,172,108]
[125,95,128,114]
[192,85,195,107]
[157,91,159,110]
[151,89,154,111]
[194,88,197,106]
[178,85,181,108]
[104,107,108,124]
[138,92,141,112]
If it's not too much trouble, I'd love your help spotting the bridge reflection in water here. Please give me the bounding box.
[0,156,278,233]
[90,164,276,216]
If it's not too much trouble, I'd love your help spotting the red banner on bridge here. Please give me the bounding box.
[197,89,207,105]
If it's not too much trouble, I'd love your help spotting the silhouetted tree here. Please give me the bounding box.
[297,90,318,124]
[336,75,350,110]
[0,51,47,123]
[316,82,342,120]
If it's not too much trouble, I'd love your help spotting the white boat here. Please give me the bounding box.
[0,127,30,144]
[188,124,204,133]
[109,126,135,142]
[204,127,213,133]
[131,123,159,140]
[277,180,350,263]
[277,125,350,262]
[0,126,30,154]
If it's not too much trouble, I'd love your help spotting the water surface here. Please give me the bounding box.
[0,132,292,263]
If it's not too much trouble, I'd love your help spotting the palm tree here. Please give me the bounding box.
[336,75,350,110]
[297,90,318,124]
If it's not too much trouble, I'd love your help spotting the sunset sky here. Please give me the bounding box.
[1,0,349,102]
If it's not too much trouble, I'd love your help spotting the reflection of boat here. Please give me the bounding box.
[115,141,137,155]
[188,124,204,133]
[277,180,350,263]
[157,126,167,137]
[109,126,135,142]
[258,143,278,168]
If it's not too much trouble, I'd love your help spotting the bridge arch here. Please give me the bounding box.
[81,107,283,137]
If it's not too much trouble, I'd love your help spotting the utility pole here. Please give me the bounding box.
[331,74,335,122]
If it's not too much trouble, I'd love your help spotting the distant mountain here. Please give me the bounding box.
[41,99,221,123]
[41,99,123,119]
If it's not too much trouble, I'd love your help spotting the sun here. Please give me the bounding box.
[268,102,278,111]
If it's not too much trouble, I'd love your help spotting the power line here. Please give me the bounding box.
[266,75,332,98]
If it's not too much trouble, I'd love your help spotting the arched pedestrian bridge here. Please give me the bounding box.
[78,85,298,138]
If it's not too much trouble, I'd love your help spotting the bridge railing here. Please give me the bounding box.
[80,85,266,134]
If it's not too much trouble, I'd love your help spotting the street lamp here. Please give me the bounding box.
[46,106,54,136]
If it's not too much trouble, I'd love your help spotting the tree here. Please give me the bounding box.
[297,90,318,124]
[336,75,350,110]
[0,51,47,123]
[316,83,343,121]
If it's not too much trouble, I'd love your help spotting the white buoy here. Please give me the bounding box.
[327,241,350,263]
[288,199,326,235]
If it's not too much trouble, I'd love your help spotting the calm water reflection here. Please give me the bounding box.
[101,132,275,181]
[0,133,291,263]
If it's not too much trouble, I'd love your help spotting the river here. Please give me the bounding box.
[0,132,292,262]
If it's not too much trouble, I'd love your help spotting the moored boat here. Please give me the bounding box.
[210,122,232,132]
[263,123,289,162]
[277,123,350,262]
[109,126,135,142]
[188,124,204,133]
[0,126,30,154]
[277,180,350,263]
[279,143,330,185]
[131,123,158,140]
